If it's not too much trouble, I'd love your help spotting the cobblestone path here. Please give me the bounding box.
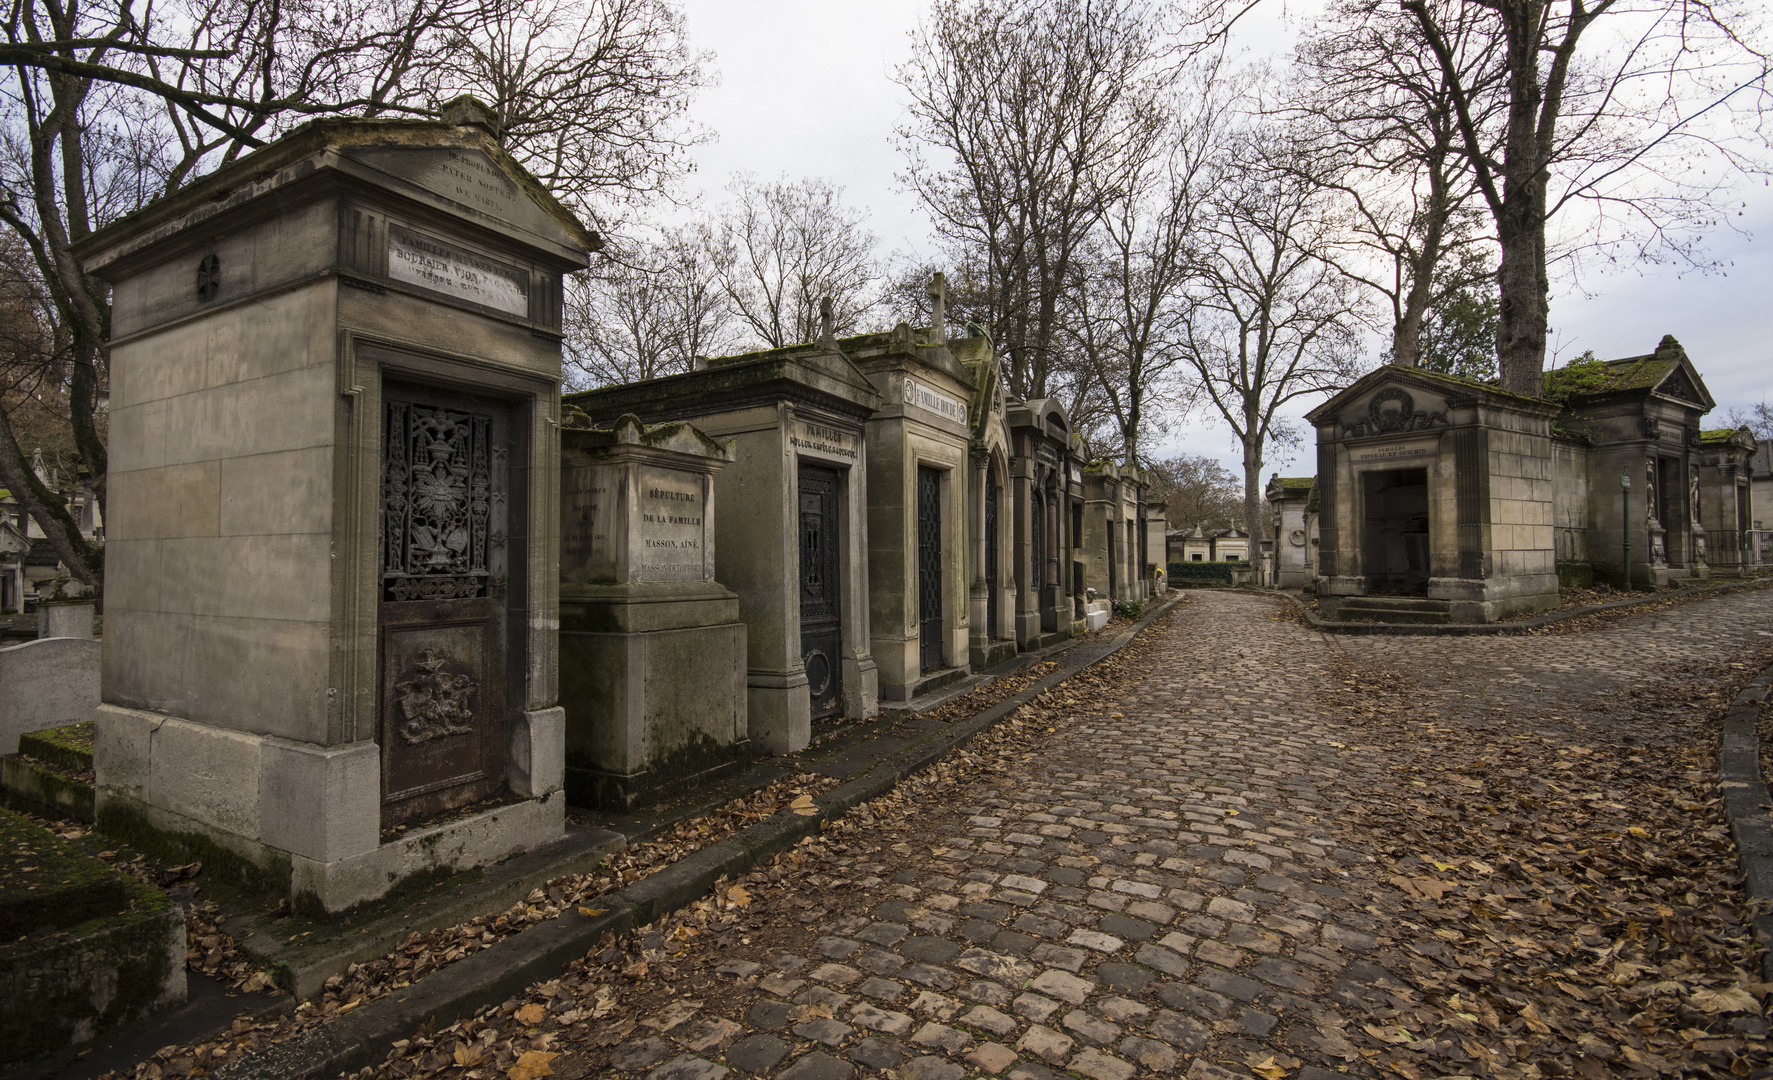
[375,588,1773,1080]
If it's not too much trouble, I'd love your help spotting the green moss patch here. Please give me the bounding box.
[19,721,93,776]
[0,808,133,939]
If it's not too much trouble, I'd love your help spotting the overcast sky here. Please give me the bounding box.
[674,0,1772,477]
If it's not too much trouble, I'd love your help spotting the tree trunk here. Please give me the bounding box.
[1241,402,1263,578]
[1390,150,1451,369]
[0,410,100,588]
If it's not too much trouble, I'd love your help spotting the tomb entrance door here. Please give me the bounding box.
[378,384,515,829]
[798,465,843,720]
[1362,467,1430,594]
[918,466,944,673]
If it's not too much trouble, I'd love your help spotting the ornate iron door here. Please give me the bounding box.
[917,466,943,673]
[378,385,512,828]
[985,472,999,640]
[798,466,843,720]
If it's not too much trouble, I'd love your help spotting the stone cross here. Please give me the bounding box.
[818,295,835,346]
[927,272,947,344]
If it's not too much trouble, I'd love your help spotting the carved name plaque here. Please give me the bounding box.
[1355,444,1433,462]
[387,224,529,316]
[634,466,706,582]
[903,378,968,426]
[790,420,858,461]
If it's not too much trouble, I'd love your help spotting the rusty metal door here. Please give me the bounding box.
[378,385,513,828]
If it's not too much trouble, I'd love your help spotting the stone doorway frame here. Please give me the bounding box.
[338,332,561,793]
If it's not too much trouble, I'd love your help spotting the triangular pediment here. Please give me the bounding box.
[340,144,586,253]
[1654,364,1708,407]
[1306,366,1551,431]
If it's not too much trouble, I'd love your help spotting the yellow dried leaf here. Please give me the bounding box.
[577,907,608,918]
[1628,826,1650,837]
[453,1043,484,1067]
[727,885,752,908]
[1690,987,1760,1014]
[1246,1054,1288,1080]
[507,1050,559,1079]
[790,794,819,817]
[516,1003,547,1026]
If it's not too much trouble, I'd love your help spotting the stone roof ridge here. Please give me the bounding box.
[1556,335,1714,410]
[1305,364,1548,426]
[74,112,598,269]
[560,411,730,461]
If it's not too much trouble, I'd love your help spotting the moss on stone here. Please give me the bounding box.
[18,722,93,776]
[94,799,290,897]
[0,808,133,938]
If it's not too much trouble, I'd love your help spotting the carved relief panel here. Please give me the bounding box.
[378,384,516,827]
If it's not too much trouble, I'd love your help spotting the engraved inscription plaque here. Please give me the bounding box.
[635,466,705,581]
[387,225,529,316]
[343,146,562,239]
[560,461,616,583]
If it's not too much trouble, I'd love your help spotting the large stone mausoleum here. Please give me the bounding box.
[1273,336,1760,622]
[79,105,596,910]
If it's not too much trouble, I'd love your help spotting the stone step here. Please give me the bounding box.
[1334,597,1453,624]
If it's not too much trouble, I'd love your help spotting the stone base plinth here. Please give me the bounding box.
[93,702,566,912]
[560,582,748,809]
[970,639,1017,671]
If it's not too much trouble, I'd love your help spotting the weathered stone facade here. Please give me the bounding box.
[1276,336,1759,619]
[79,114,593,910]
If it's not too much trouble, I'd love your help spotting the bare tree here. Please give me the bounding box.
[1178,128,1367,564]
[0,0,709,586]
[1283,0,1504,370]
[1402,0,1773,396]
[1065,61,1232,465]
[1145,454,1245,531]
[1725,401,1773,441]
[566,225,735,388]
[406,0,711,235]
[895,0,1172,400]
[712,175,879,351]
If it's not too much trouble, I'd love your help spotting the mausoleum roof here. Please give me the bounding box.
[1305,364,1550,427]
[1544,335,1715,411]
[75,110,598,275]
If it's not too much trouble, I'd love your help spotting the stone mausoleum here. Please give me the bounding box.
[1275,336,1759,622]
[79,105,595,910]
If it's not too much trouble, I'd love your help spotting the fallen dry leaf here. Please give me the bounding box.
[515,1003,546,1027]
[506,1050,558,1079]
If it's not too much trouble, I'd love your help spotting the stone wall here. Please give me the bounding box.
[1552,437,1591,570]
[0,637,99,754]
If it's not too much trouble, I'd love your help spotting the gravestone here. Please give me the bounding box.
[75,106,594,910]
[558,414,747,807]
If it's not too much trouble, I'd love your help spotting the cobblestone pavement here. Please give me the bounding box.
[366,588,1773,1080]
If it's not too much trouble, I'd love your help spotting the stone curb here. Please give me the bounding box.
[1718,663,1773,982]
[1252,576,1772,636]
[210,594,1187,1080]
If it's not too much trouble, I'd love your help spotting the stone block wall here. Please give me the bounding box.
[104,283,337,744]
[1552,437,1591,567]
